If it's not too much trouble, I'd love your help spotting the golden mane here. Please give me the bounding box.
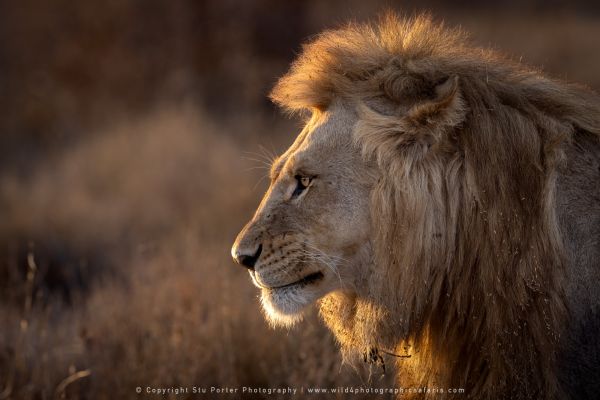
[271,13,600,399]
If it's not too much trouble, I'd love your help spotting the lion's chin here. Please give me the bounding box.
[259,283,328,328]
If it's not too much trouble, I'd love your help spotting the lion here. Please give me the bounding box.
[231,13,600,399]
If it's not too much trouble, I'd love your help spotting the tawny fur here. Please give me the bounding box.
[270,13,600,399]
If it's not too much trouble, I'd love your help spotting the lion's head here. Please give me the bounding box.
[232,13,600,399]
[231,103,375,326]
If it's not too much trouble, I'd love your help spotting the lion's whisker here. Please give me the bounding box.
[251,174,270,192]
[303,242,350,264]
[297,247,345,290]
[242,148,277,168]
[241,156,272,169]
[244,166,271,172]
[257,144,278,164]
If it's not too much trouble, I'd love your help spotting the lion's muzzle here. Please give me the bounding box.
[232,243,262,270]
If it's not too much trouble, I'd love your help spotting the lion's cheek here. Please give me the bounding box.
[309,212,370,255]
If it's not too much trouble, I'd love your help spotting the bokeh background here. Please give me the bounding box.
[1,1,599,399]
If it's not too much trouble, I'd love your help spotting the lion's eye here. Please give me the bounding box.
[292,175,312,198]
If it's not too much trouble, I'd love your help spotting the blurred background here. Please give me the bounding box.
[0,1,599,398]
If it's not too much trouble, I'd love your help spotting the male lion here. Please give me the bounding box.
[231,14,600,399]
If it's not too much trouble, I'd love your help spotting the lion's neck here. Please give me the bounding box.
[319,282,564,400]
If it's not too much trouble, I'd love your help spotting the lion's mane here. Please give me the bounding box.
[270,13,600,399]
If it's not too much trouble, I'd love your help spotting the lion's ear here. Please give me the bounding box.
[404,75,466,132]
[355,76,466,162]
[354,76,467,153]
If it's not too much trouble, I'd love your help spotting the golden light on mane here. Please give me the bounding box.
[271,12,600,400]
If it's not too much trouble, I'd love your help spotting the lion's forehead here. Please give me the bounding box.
[273,105,358,179]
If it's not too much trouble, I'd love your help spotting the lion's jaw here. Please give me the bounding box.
[232,103,374,327]
[249,233,344,328]
[256,238,373,328]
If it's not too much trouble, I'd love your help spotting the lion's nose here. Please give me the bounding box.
[232,244,262,270]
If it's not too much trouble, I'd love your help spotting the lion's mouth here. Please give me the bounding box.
[252,271,324,290]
